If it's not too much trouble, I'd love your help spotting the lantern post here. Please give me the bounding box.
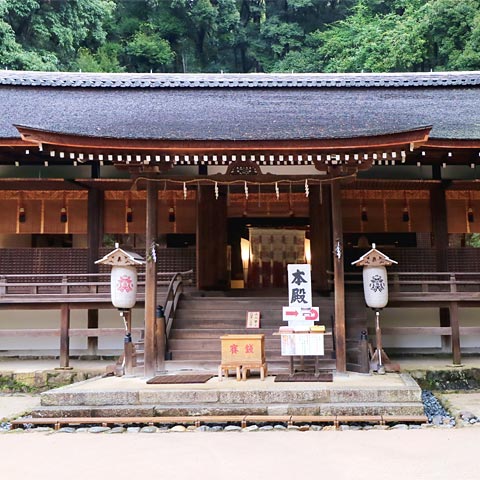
[96,243,145,376]
[352,243,398,374]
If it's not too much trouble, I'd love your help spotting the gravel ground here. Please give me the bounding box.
[1,429,479,480]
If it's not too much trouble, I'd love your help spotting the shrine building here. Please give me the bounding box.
[0,70,479,376]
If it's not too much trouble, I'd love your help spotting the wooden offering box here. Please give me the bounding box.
[219,334,267,381]
[220,334,265,364]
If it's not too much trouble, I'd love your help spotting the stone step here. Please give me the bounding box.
[30,401,424,418]
[37,373,424,417]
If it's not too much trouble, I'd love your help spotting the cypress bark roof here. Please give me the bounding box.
[0,71,479,142]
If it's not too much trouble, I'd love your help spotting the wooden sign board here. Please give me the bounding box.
[287,264,312,308]
[246,311,260,329]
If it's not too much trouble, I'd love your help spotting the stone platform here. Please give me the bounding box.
[33,372,424,418]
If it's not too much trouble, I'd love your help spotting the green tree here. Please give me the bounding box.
[0,0,115,70]
[125,28,175,72]
[278,0,480,73]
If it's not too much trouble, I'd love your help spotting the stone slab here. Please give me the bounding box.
[32,372,425,418]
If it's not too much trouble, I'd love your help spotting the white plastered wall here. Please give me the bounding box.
[367,307,441,349]
[457,308,480,349]
[367,306,480,351]
[0,307,145,355]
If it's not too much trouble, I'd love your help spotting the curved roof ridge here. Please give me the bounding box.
[1,70,480,89]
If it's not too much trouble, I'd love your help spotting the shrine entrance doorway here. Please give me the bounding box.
[228,218,310,290]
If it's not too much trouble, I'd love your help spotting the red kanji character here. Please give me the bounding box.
[245,344,254,354]
[230,344,239,354]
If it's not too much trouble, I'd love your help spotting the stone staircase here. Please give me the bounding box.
[165,293,336,373]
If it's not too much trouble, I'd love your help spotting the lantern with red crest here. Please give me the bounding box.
[96,243,145,310]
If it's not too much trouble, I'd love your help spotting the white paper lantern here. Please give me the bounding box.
[363,265,388,309]
[352,243,397,310]
[111,266,138,309]
[95,244,145,311]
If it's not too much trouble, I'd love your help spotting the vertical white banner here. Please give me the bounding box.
[287,264,312,308]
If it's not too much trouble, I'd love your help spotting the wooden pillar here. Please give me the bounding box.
[144,180,159,377]
[87,187,103,355]
[123,310,134,376]
[196,185,228,290]
[430,175,452,352]
[59,303,70,369]
[309,185,332,293]
[449,301,462,365]
[331,181,346,373]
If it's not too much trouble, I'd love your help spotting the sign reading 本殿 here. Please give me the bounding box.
[287,264,312,308]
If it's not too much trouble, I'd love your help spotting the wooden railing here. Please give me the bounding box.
[163,272,186,339]
[0,270,194,302]
[330,271,480,300]
[0,270,194,371]
[329,270,480,365]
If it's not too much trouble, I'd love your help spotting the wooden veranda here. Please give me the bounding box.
[1,270,478,369]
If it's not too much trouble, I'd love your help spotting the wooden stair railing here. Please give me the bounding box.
[123,270,193,374]
[158,270,192,362]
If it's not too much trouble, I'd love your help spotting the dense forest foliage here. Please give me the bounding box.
[1,0,480,73]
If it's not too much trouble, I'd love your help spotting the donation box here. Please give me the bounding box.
[220,334,265,365]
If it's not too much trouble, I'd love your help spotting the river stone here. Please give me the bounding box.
[298,425,310,431]
[110,427,126,434]
[209,426,223,432]
[460,411,475,421]
[243,425,259,432]
[140,426,158,433]
[195,425,209,432]
[57,427,76,433]
[259,425,274,431]
[224,425,242,432]
[273,425,287,430]
[29,427,53,433]
[89,426,111,434]
[170,425,187,432]
[431,415,443,426]
[127,427,140,433]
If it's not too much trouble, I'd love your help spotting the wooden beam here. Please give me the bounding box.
[144,180,158,376]
[15,125,431,152]
[59,304,70,368]
[368,327,453,336]
[331,180,346,373]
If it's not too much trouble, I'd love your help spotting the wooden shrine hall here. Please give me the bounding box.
[0,71,480,376]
